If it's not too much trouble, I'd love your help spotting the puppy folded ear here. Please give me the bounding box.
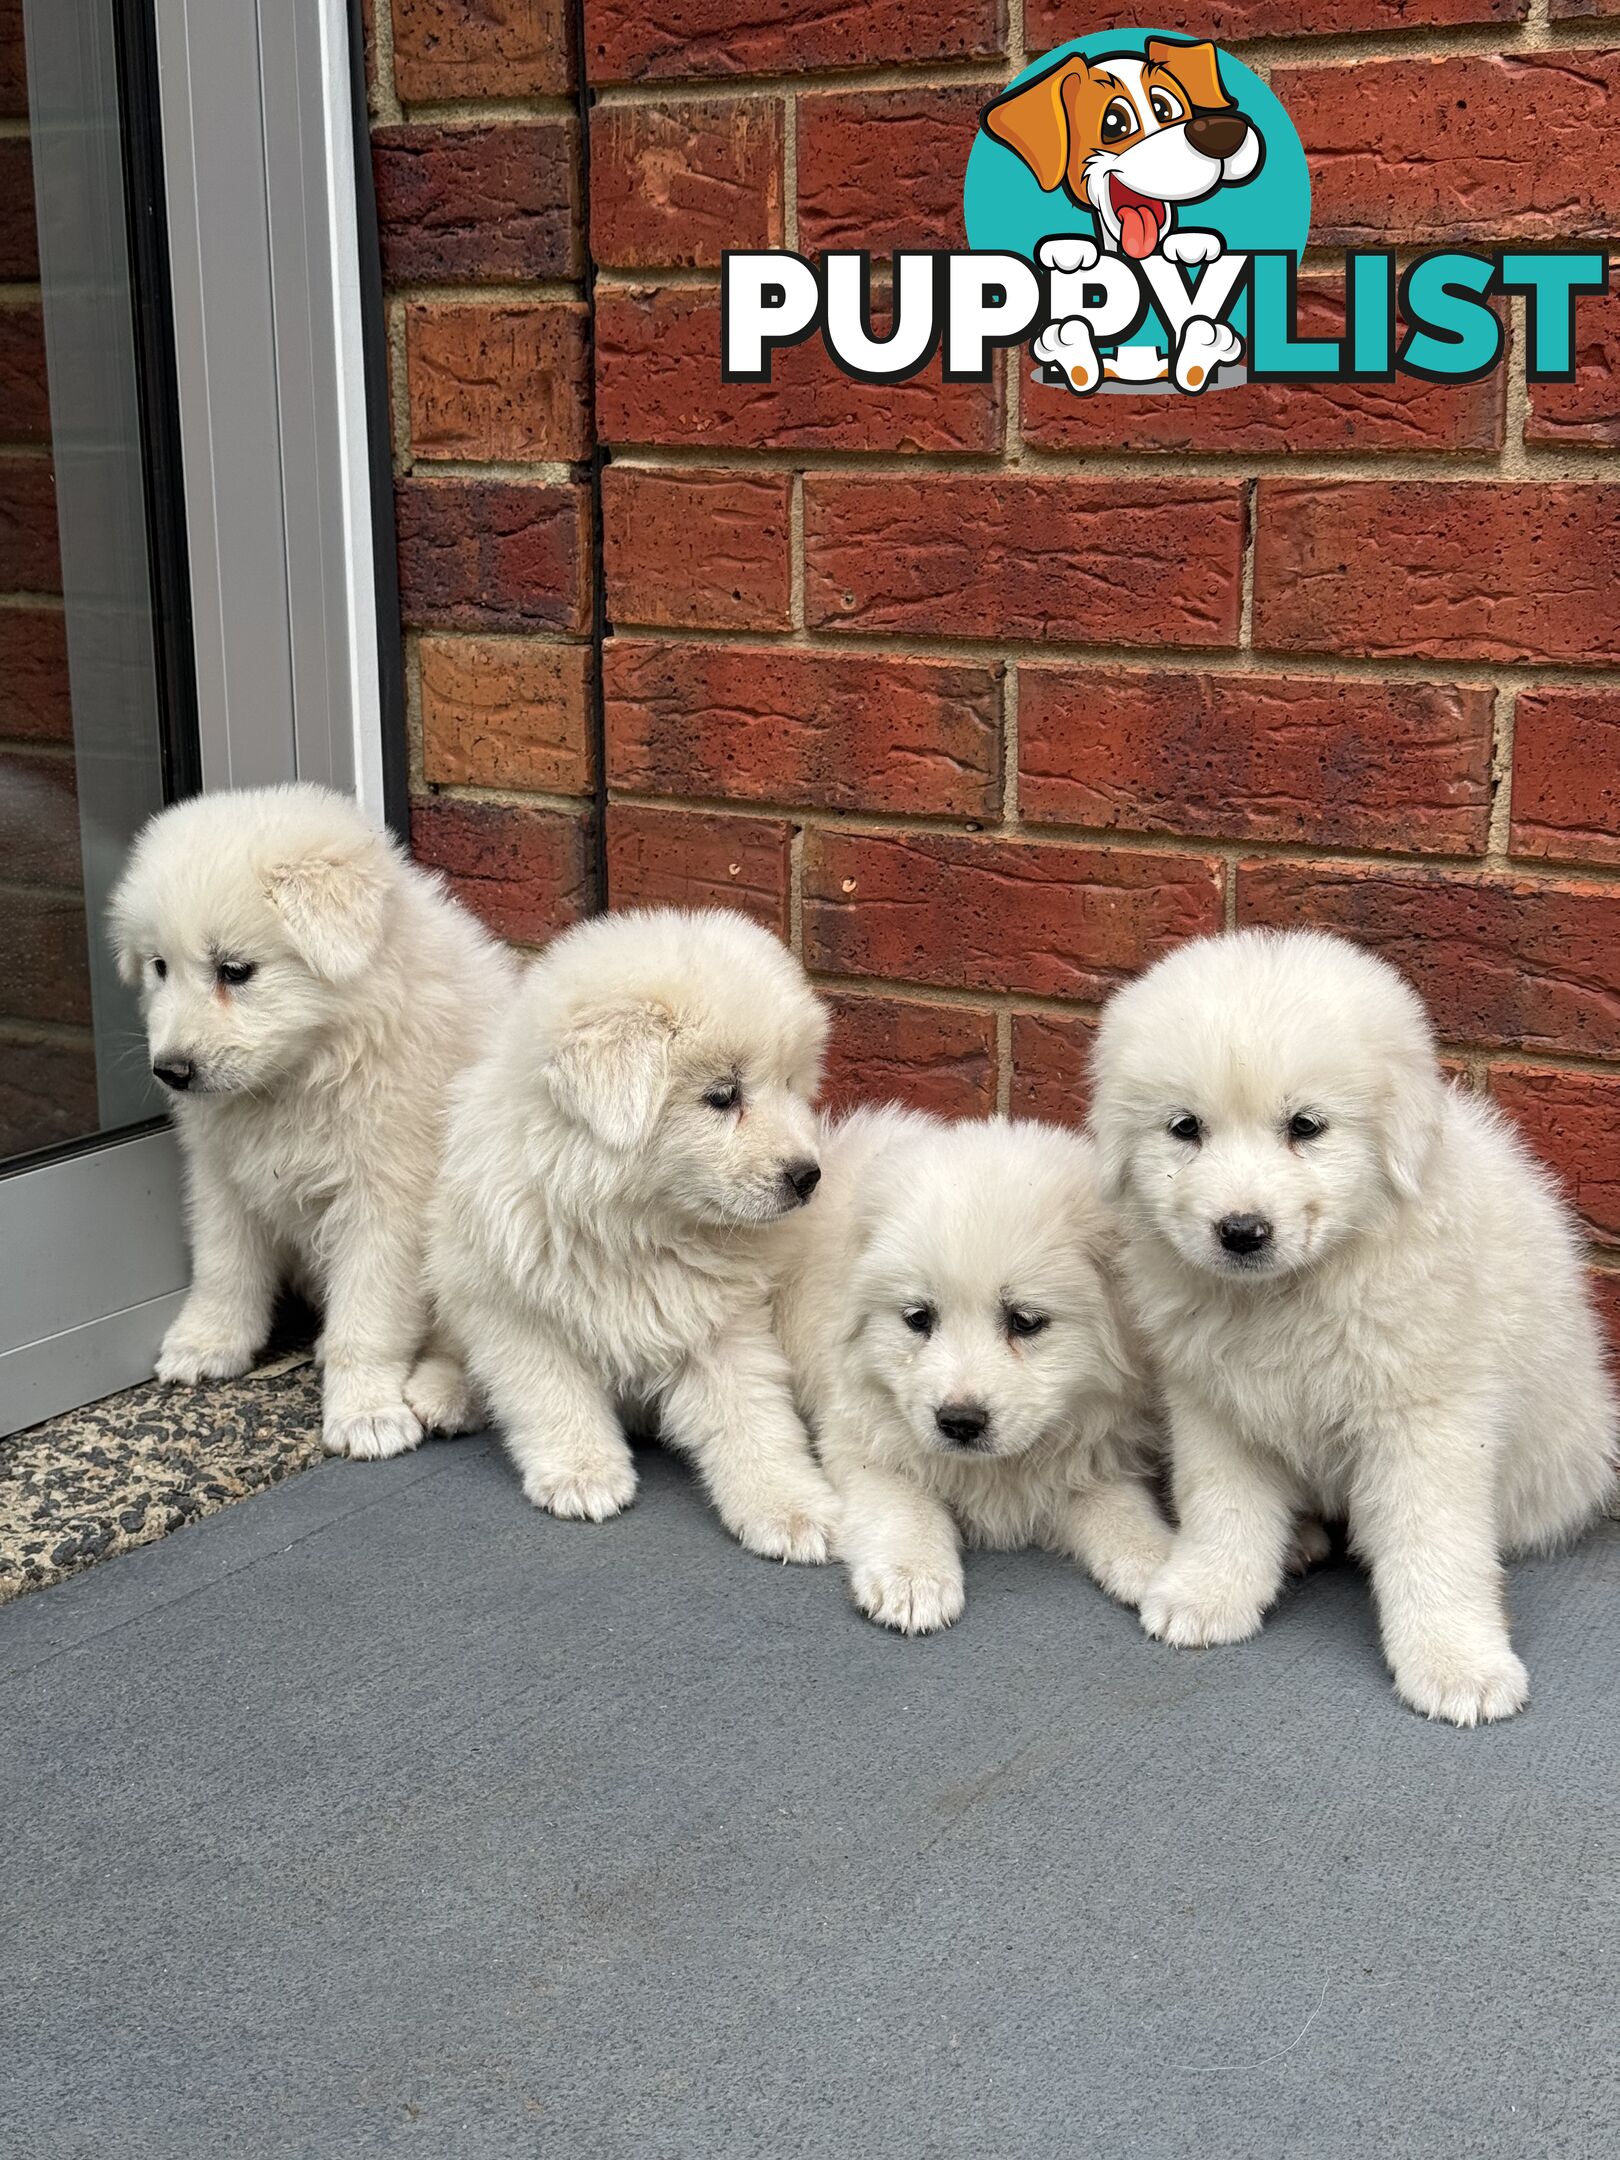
[1147,37,1234,112]
[106,874,144,987]
[264,838,389,983]
[982,59,1083,193]
[544,1000,675,1153]
[1382,1062,1445,1203]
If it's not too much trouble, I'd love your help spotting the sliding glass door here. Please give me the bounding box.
[0,0,395,1434]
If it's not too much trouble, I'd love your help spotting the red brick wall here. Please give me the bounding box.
[367,3,1620,1343]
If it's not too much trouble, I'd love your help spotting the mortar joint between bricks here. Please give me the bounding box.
[1486,686,1519,865]
[995,1010,1013,1117]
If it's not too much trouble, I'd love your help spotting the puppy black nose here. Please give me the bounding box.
[1186,111,1249,160]
[935,1402,990,1447]
[1217,1212,1272,1257]
[782,1159,821,1205]
[152,1059,193,1092]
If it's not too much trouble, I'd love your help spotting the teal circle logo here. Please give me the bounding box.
[964,32,1310,391]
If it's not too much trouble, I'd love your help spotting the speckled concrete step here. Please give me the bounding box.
[0,1353,324,1604]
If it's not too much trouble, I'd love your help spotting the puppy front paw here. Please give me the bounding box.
[156,1322,261,1386]
[1394,1643,1529,1727]
[727,1478,841,1565]
[851,1556,965,1636]
[1089,1529,1174,1610]
[523,1454,637,1522]
[1140,1564,1267,1648]
[324,1405,424,1461]
[405,1353,478,1434]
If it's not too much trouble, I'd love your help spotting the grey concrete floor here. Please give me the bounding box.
[2,1433,1616,2160]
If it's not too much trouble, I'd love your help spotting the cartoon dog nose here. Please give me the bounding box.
[1217,1212,1273,1257]
[152,1059,194,1092]
[782,1158,821,1205]
[1186,111,1250,160]
[935,1401,990,1448]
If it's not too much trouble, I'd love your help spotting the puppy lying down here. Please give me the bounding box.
[428,907,840,1562]
[109,783,512,1459]
[771,1106,1170,1634]
[1090,929,1618,1725]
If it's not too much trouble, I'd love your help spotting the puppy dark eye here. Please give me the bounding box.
[1101,99,1135,142]
[902,1305,935,1338]
[151,957,167,981]
[217,961,256,988]
[1287,1111,1326,1142]
[1006,1309,1049,1340]
[1149,91,1179,123]
[703,1080,740,1112]
[1168,1113,1202,1145]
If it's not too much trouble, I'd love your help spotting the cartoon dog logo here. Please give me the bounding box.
[982,38,1264,395]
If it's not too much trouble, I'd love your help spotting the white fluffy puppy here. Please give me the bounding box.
[109,783,512,1458]
[771,1106,1170,1634]
[1089,928,1617,1725]
[428,907,841,1561]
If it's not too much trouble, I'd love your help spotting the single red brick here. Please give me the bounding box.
[0,1028,100,1161]
[1551,0,1620,16]
[0,890,91,1026]
[1526,273,1620,447]
[797,86,984,253]
[0,140,36,280]
[1488,1065,1620,1245]
[372,122,578,283]
[1509,690,1620,868]
[0,749,79,887]
[804,831,1222,1001]
[1010,1011,1096,1127]
[586,0,1004,84]
[0,608,71,742]
[820,993,997,1120]
[1591,1270,1620,1364]
[410,796,592,945]
[1031,0,1524,34]
[1252,482,1620,667]
[591,100,782,269]
[805,475,1243,647]
[1018,666,1493,855]
[391,0,572,100]
[0,0,27,120]
[605,641,1001,817]
[419,635,592,794]
[601,466,791,632]
[1022,278,1504,455]
[0,459,60,594]
[596,286,1001,455]
[406,302,591,464]
[1237,860,1620,1058]
[0,305,49,446]
[395,478,589,634]
[605,804,791,935]
[1282,51,1620,248]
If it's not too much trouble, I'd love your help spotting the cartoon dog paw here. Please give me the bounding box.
[1032,315,1103,396]
[1161,229,1224,268]
[1173,315,1242,394]
[1037,234,1099,275]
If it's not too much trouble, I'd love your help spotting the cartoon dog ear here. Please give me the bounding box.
[1382,1061,1445,1203]
[1146,37,1234,113]
[982,58,1085,193]
[263,837,389,984]
[544,1000,675,1153]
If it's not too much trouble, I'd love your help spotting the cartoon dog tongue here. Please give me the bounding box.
[1111,179,1167,260]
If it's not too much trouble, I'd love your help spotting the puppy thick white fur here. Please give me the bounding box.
[109,783,513,1459]
[1089,929,1618,1725]
[771,1107,1170,1634]
[428,907,840,1561]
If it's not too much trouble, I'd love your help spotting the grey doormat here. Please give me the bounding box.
[2,1436,1615,2159]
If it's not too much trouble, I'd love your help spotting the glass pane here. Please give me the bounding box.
[0,0,194,1170]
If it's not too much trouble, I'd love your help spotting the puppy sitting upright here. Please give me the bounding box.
[428,907,840,1561]
[110,783,512,1459]
[772,1107,1170,1634]
[1089,929,1618,1725]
